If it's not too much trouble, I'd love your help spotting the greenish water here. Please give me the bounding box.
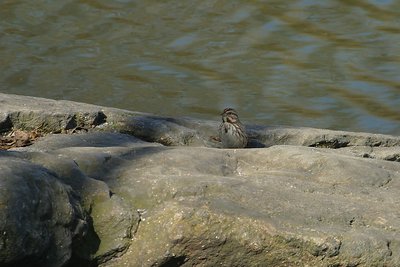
[1,0,400,134]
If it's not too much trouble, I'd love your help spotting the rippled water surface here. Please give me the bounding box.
[1,0,400,134]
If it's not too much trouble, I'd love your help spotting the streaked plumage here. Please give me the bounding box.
[219,108,247,148]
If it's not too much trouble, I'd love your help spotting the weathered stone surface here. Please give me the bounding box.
[2,93,400,150]
[21,141,140,266]
[0,154,87,267]
[0,93,400,266]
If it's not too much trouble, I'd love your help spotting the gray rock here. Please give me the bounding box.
[2,93,400,149]
[97,144,400,267]
[0,93,400,266]
[0,155,87,267]
[21,143,140,265]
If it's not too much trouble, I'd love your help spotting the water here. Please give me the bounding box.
[1,0,400,135]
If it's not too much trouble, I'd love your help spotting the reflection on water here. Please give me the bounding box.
[1,0,399,134]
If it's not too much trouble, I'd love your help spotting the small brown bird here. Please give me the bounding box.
[219,108,248,148]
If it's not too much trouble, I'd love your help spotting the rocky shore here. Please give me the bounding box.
[0,93,399,267]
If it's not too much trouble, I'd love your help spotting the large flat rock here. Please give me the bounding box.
[0,93,400,266]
